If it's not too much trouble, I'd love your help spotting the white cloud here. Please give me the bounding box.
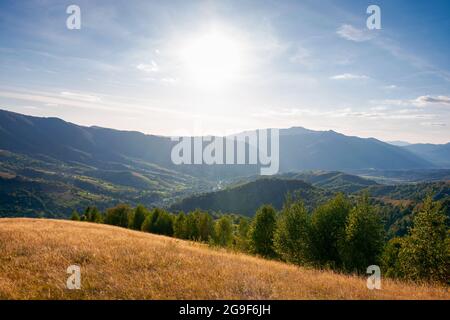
[336,107,436,120]
[330,73,369,80]
[161,77,178,84]
[136,60,159,73]
[140,77,178,85]
[420,122,447,127]
[375,95,450,107]
[413,95,450,107]
[0,88,182,115]
[252,105,435,121]
[289,46,313,66]
[60,91,102,103]
[336,24,373,42]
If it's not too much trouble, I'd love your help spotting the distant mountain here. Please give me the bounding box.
[0,109,256,179]
[0,110,437,174]
[367,181,450,202]
[351,169,450,184]
[0,109,445,217]
[403,143,450,168]
[170,178,332,216]
[279,171,379,193]
[277,127,433,171]
[386,140,411,147]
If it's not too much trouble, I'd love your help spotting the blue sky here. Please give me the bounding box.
[0,0,449,143]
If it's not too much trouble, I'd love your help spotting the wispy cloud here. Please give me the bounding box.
[136,61,159,73]
[336,24,374,42]
[60,91,102,103]
[330,73,369,80]
[420,122,447,127]
[0,88,185,116]
[253,105,437,121]
[374,38,450,83]
[414,95,450,106]
[375,95,450,107]
[289,46,316,67]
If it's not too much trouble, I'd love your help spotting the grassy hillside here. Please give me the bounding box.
[0,218,448,300]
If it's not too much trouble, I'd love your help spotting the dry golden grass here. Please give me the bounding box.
[0,218,448,300]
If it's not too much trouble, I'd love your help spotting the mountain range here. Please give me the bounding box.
[0,108,449,217]
[2,109,447,173]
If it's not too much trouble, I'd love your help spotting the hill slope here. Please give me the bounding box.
[0,218,447,300]
[280,171,379,193]
[170,178,332,216]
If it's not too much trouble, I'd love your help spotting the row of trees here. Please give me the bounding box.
[72,192,449,284]
[250,193,385,273]
[72,204,235,247]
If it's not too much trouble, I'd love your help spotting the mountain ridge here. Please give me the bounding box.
[1,108,448,217]
[1,108,439,172]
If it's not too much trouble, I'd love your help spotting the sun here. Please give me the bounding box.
[181,31,243,89]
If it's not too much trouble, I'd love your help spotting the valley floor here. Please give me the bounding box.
[0,218,448,300]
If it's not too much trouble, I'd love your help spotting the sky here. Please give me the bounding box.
[0,0,449,143]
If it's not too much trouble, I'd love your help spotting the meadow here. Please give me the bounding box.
[0,218,448,300]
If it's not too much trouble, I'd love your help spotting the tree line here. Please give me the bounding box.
[71,192,449,284]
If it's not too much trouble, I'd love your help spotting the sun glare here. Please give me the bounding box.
[181,31,243,89]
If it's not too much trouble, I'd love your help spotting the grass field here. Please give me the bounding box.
[0,218,448,300]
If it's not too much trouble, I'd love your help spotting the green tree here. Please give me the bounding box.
[341,193,385,273]
[381,237,404,278]
[235,217,250,251]
[310,193,351,268]
[214,216,233,247]
[131,205,148,230]
[249,205,277,257]
[90,207,102,223]
[174,212,188,239]
[185,211,200,240]
[153,210,174,236]
[197,211,214,242]
[142,208,160,232]
[398,196,449,283]
[274,198,311,265]
[104,204,132,228]
[142,208,173,236]
[83,206,102,223]
[71,210,80,221]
